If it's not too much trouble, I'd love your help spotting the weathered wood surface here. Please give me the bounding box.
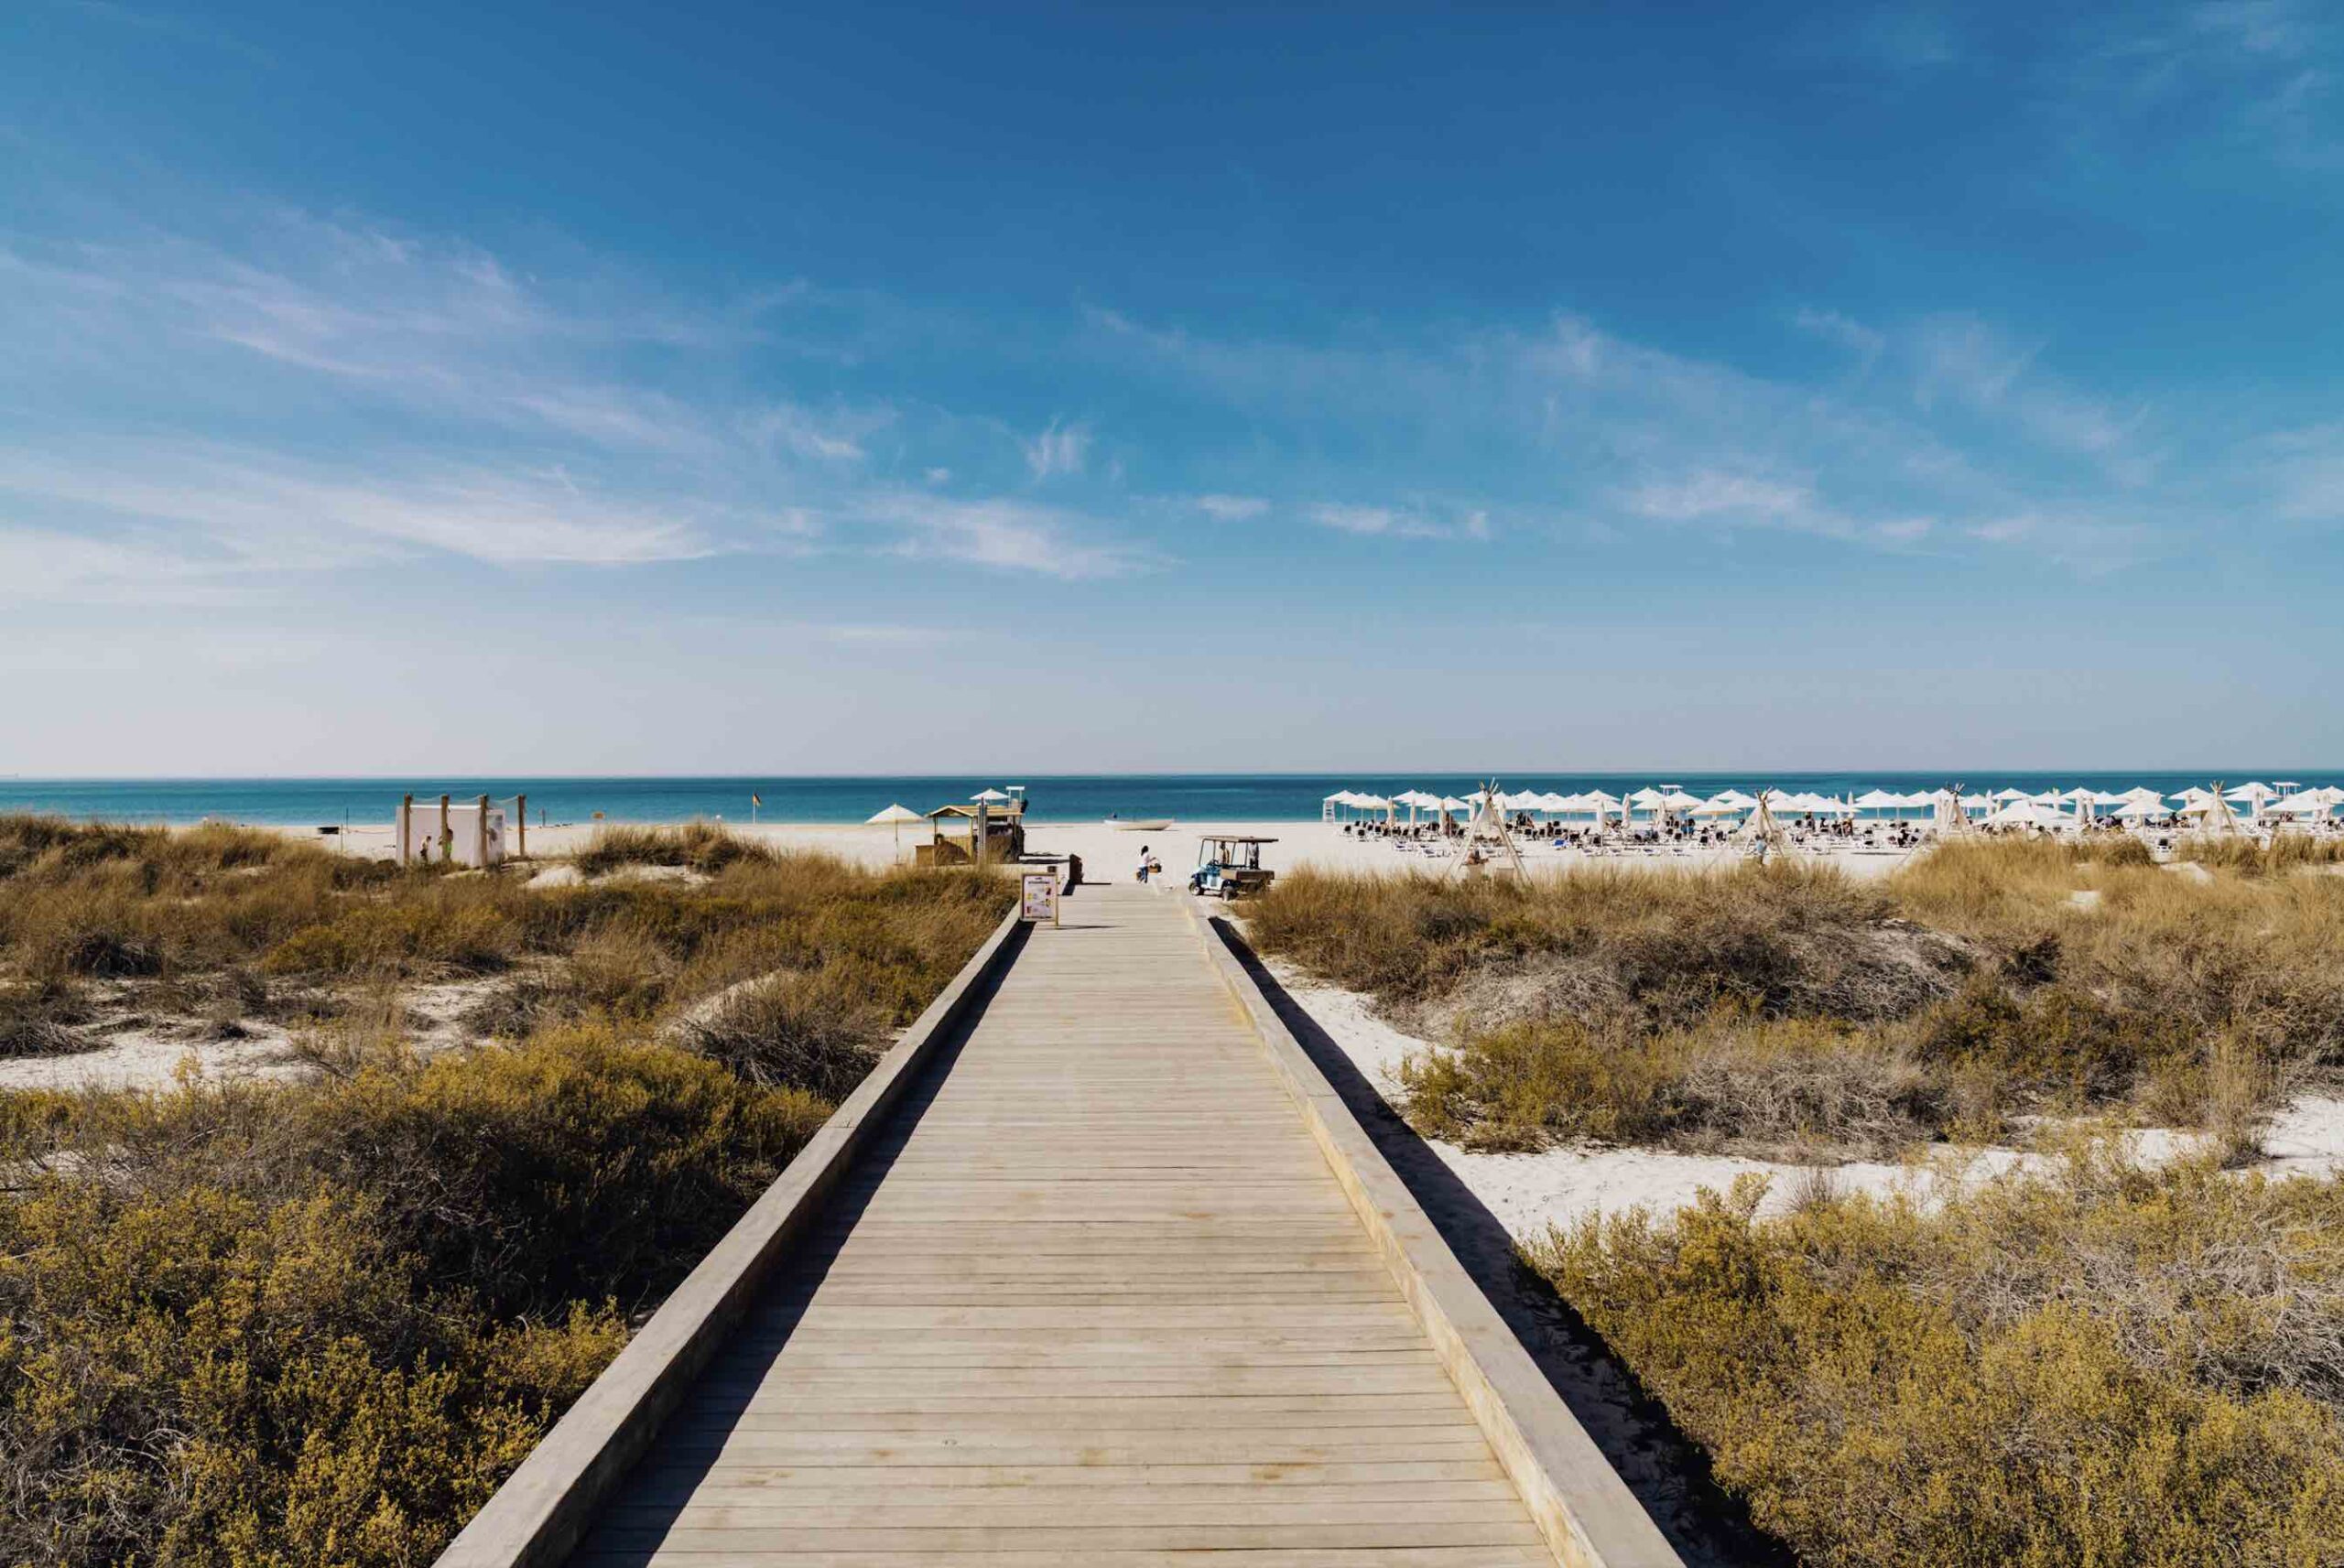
[569,883,1558,1565]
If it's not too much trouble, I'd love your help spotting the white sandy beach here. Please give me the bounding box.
[312,815,1926,881]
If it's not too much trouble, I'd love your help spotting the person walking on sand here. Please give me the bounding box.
[1135,845,1151,885]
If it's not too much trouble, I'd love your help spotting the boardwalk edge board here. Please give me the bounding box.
[1193,903,1687,1568]
[432,904,1028,1568]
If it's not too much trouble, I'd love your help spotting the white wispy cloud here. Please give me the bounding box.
[1627,471,1813,523]
[1022,419,1091,480]
[0,209,1170,594]
[1308,503,1487,541]
[865,494,1153,580]
[1092,302,2162,560]
[1792,306,1887,366]
[0,445,737,580]
[1192,493,1269,521]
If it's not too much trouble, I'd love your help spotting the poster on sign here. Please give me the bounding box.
[1020,871,1059,925]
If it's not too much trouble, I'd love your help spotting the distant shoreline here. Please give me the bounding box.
[6,771,2337,829]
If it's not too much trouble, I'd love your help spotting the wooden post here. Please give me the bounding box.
[400,794,413,866]
[476,794,491,867]
[439,794,452,866]
[515,795,526,860]
[973,801,988,869]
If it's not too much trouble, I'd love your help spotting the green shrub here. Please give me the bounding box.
[1536,1161,2344,1567]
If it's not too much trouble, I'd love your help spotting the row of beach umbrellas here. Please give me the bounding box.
[1327,782,2344,827]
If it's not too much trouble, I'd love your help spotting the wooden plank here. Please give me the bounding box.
[450,883,1611,1568]
[572,1550,1554,1568]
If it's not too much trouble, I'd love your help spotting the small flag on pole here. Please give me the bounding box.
[751,792,762,824]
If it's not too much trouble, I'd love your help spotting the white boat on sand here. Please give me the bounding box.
[1105,817,1175,831]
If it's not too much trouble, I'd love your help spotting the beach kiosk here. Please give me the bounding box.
[915,799,1026,867]
[1188,835,1276,900]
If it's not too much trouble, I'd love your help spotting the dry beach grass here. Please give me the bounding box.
[0,816,1012,1565]
[1246,838,2344,1565]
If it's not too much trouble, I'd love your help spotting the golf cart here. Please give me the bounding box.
[1189,835,1277,900]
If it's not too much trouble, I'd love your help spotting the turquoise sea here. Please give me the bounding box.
[1,773,2335,827]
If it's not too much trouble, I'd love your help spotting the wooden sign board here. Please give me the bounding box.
[1020,871,1059,925]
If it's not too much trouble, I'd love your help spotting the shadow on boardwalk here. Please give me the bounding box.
[1213,921,1794,1568]
[574,927,1030,1564]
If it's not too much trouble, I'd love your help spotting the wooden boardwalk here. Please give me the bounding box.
[572,881,1555,1566]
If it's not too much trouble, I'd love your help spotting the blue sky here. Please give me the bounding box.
[3,1,2340,773]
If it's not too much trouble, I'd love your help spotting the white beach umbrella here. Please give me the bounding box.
[1437,795,1471,815]
[1991,787,2032,803]
[1690,797,1743,817]
[1982,799,2073,831]
[2224,782,2273,801]
[2113,797,2167,819]
[867,802,922,852]
[971,788,1011,803]
[2091,790,2132,806]
[1656,789,1704,811]
[1959,793,1993,811]
[1852,789,1904,810]
[1707,789,1760,810]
